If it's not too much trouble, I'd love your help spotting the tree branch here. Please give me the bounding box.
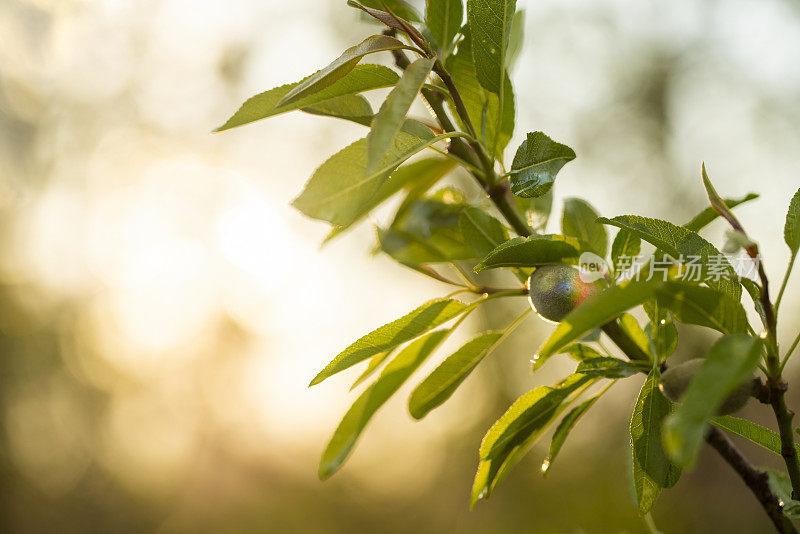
[706,426,797,533]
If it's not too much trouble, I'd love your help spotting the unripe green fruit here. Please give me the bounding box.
[527,264,598,323]
[658,359,752,415]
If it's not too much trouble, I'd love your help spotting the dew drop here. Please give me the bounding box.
[760,331,769,339]
[659,319,667,325]
[780,499,786,508]
[540,459,550,473]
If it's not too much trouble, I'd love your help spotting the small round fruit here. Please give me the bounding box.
[658,359,752,415]
[527,264,598,323]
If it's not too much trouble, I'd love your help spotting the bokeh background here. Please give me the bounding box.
[2,0,800,532]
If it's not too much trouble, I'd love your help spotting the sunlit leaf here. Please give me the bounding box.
[445,28,514,157]
[474,234,580,272]
[409,331,504,419]
[611,229,641,272]
[479,374,592,460]
[215,64,399,131]
[310,297,474,386]
[663,335,762,466]
[293,121,451,226]
[543,390,604,475]
[598,215,741,300]
[630,369,675,514]
[619,313,652,359]
[505,9,525,70]
[561,198,608,257]
[655,281,747,335]
[278,35,413,106]
[350,349,394,390]
[509,132,576,198]
[459,207,509,257]
[367,58,434,172]
[466,0,516,94]
[319,330,449,479]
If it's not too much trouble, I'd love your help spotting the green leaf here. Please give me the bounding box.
[598,215,741,300]
[611,230,641,273]
[293,121,450,226]
[214,64,399,131]
[302,94,374,126]
[367,58,434,173]
[663,334,762,466]
[426,0,463,57]
[509,132,576,198]
[309,297,473,386]
[505,8,525,70]
[471,374,591,506]
[576,357,647,379]
[765,469,800,519]
[655,281,748,335]
[445,28,514,157]
[358,0,422,22]
[785,188,800,259]
[459,207,509,257]
[479,374,592,460]
[711,415,800,458]
[700,164,747,233]
[319,329,448,479]
[643,309,678,361]
[324,157,456,241]
[543,391,604,475]
[682,193,759,233]
[379,188,475,264]
[619,313,652,359]
[561,198,608,257]
[473,234,581,272]
[350,349,394,390]
[409,331,504,419]
[560,343,606,361]
[630,369,675,515]
[466,0,516,94]
[278,35,413,107]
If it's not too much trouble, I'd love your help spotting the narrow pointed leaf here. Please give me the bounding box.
[459,207,509,257]
[630,369,674,514]
[409,331,504,419]
[474,234,580,272]
[561,198,608,257]
[509,132,576,198]
[683,193,759,233]
[319,330,448,478]
[471,374,592,506]
[309,297,473,386]
[479,374,592,460]
[711,415,800,457]
[505,9,525,70]
[367,58,434,172]
[598,215,741,300]
[350,1,426,42]
[619,313,652,358]
[543,391,604,475]
[576,357,647,379]
[785,187,800,258]
[701,164,745,232]
[350,349,394,390]
[426,0,464,56]
[446,29,514,156]
[466,0,517,94]
[278,35,412,107]
[215,64,399,131]
[663,334,762,466]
